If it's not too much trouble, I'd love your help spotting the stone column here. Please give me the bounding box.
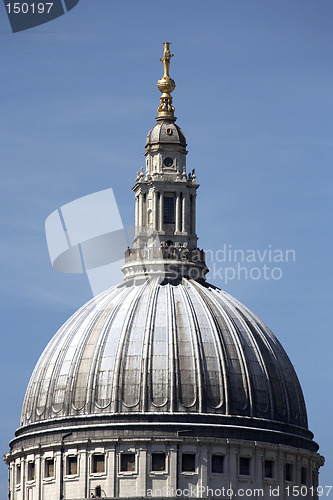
[35,453,41,500]
[138,192,144,232]
[182,193,186,233]
[152,190,158,231]
[254,448,263,491]
[159,192,164,231]
[228,448,238,498]
[184,193,191,234]
[135,196,139,235]
[12,467,16,500]
[9,463,14,500]
[199,446,208,498]
[310,458,319,498]
[22,456,26,500]
[105,446,116,497]
[168,445,178,495]
[79,449,88,499]
[175,193,180,233]
[54,451,61,500]
[137,446,147,497]
[191,193,196,236]
[277,450,284,498]
[296,455,301,487]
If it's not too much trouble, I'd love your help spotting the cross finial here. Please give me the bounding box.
[156,42,176,121]
[160,42,174,78]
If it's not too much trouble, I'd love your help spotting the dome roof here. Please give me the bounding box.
[145,121,186,147]
[21,278,308,431]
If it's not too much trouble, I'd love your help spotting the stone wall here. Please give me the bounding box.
[6,436,323,500]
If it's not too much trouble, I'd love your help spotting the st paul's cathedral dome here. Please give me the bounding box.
[5,43,324,500]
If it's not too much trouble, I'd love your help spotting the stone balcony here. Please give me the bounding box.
[125,246,206,264]
[122,246,208,284]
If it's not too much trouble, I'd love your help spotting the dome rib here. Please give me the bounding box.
[72,305,108,412]
[184,282,224,410]
[224,300,272,417]
[214,299,251,414]
[179,284,204,412]
[143,279,161,410]
[233,305,273,417]
[113,282,149,411]
[24,306,80,422]
[215,290,307,428]
[87,298,124,412]
[244,304,299,422]
[42,304,92,417]
[166,281,177,413]
[190,282,230,413]
[173,285,198,409]
[94,285,133,410]
[254,320,293,421]
[214,290,291,422]
[93,296,126,410]
[234,306,275,419]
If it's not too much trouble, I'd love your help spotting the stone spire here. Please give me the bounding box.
[122,44,208,284]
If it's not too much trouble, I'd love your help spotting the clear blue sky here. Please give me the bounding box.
[1,0,332,495]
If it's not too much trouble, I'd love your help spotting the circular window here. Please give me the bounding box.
[164,157,173,167]
[166,128,173,135]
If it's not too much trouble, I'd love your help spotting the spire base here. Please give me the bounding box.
[157,92,175,120]
[155,114,177,122]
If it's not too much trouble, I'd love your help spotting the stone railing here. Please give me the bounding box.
[125,247,206,264]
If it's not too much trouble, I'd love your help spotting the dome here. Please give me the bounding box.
[20,278,314,450]
[145,121,186,147]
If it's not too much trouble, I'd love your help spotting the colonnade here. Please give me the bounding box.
[135,189,197,236]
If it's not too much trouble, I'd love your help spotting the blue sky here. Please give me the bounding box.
[1,0,333,494]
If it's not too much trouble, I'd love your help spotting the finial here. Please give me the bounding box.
[160,42,174,79]
[157,42,176,121]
